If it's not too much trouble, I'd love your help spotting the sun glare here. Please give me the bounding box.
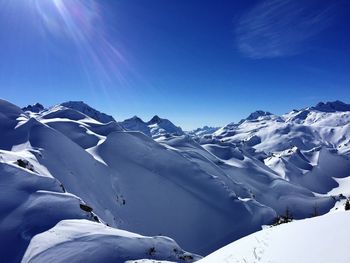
[27,0,135,97]
[33,0,100,40]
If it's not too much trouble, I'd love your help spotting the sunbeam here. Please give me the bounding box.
[34,0,100,41]
[3,0,139,102]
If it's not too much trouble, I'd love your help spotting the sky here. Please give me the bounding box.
[0,0,349,129]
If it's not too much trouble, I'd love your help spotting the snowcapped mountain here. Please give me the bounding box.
[211,101,350,154]
[0,99,200,262]
[0,99,274,260]
[311,100,350,112]
[60,101,116,123]
[194,101,350,195]
[1,99,350,262]
[187,126,219,137]
[120,115,184,139]
[243,110,275,122]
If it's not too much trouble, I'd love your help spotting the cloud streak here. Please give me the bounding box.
[236,0,335,59]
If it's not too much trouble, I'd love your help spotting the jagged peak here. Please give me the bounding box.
[22,103,45,113]
[148,115,162,125]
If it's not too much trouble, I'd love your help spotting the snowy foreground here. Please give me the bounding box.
[22,220,200,263]
[200,211,350,263]
[24,211,350,263]
[1,99,350,262]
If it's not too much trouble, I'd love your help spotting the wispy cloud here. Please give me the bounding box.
[236,0,335,59]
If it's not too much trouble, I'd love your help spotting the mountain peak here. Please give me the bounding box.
[130,115,144,122]
[246,110,272,121]
[311,100,350,112]
[120,114,183,138]
[60,101,115,123]
[148,115,162,124]
[22,103,45,113]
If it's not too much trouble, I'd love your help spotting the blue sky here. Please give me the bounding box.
[0,0,349,129]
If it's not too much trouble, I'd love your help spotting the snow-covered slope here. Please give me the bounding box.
[159,135,335,218]
[92,131,275,254]
[22,220,201,263]
[0,155,198,263]
[264,146,350,194]
[0,99,274,258]
[187,126,219,138]
[120,115,184,139]
[199,211,350,263]
[120,116,152,136]
[195,101,350,197]
[1,98,350,262]
[60,101,115,123]
[0,99,199,262]
[212,113,313,153]
[211,101,350,154]
[0,159,93,263]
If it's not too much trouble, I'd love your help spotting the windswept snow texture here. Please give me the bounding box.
[199,211,350,263]
[1,99,350,262]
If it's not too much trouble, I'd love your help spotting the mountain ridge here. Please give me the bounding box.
[2,98,348,261]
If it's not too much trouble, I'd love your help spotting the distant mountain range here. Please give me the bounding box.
[1,99,349,262]
[119,115,184,139]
